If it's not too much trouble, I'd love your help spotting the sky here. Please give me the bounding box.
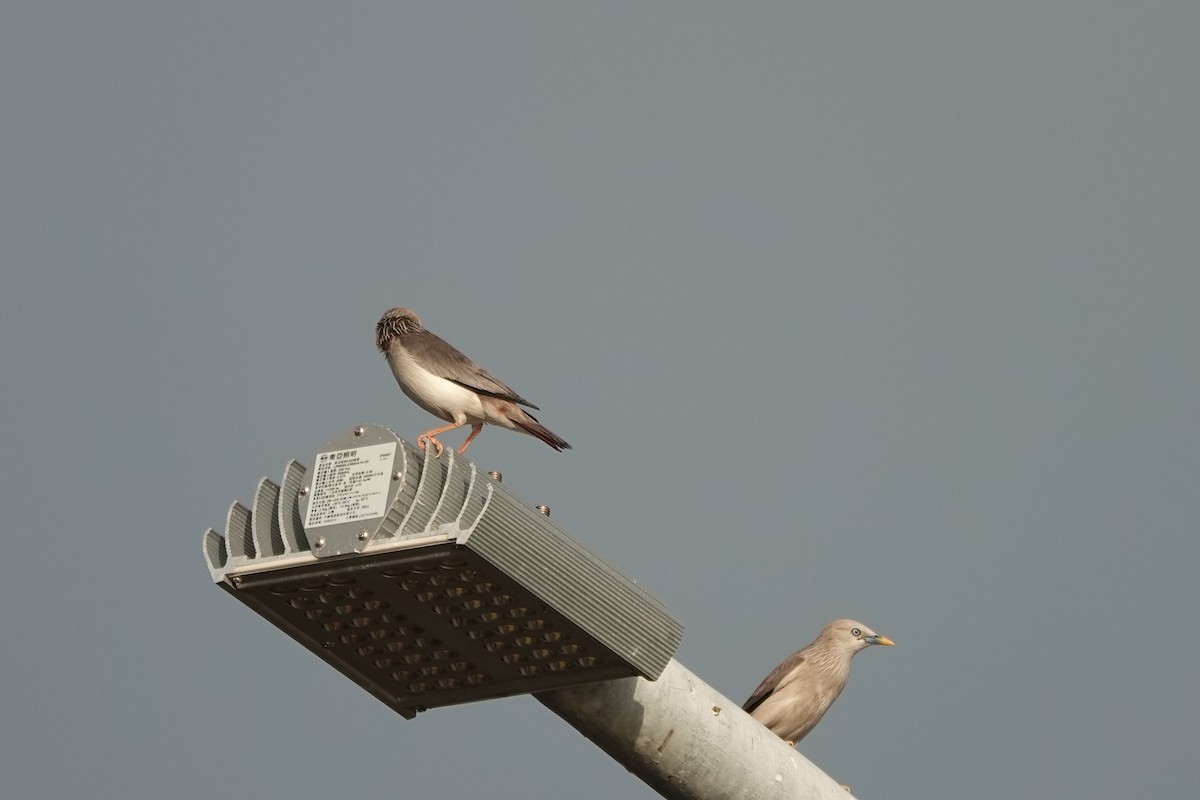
[2,3,1197,798]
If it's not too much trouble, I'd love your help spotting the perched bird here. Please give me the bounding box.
[743,619,894,746]
[375,306,571,457]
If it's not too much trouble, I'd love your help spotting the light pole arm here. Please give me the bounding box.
[537,658,857,800]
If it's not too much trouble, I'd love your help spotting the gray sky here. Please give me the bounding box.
[2,3,1197,798]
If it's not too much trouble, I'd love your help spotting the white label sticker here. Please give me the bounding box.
[303,442,396,529]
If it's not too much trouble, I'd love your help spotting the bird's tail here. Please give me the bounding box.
[515,412,571,451]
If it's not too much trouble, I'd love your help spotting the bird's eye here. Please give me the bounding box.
[851,628,862,637]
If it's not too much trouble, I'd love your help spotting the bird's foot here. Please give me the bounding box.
[418,435,444,458]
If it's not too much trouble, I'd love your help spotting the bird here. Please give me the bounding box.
[742,619,894,746]
[375,306,571,457]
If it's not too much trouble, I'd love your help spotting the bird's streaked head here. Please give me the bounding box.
[822,619,895,655]
[376,307,424,351]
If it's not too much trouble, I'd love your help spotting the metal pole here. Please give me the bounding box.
[537,659,857,800]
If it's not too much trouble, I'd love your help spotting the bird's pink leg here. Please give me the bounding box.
[418,423,464,458]
[457,424,484,455]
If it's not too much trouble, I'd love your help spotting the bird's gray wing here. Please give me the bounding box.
[406,331,539,409]
[742,652,806,714]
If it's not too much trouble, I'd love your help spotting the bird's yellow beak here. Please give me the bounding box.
[873,635,895,647]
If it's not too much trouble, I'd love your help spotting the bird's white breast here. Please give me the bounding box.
[386,346,486,424]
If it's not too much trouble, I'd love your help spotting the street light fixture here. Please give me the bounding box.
[203,424,683,719]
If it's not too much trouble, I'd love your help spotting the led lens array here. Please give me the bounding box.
[246,551,622,714]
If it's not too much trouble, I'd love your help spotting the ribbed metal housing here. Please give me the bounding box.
[203,424,683,719]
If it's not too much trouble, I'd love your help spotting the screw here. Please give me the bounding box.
[314,537,325,549]
[392,471,402,481]
[358,530,369,541]
[300,486,309,496]
[354,426,365,436]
